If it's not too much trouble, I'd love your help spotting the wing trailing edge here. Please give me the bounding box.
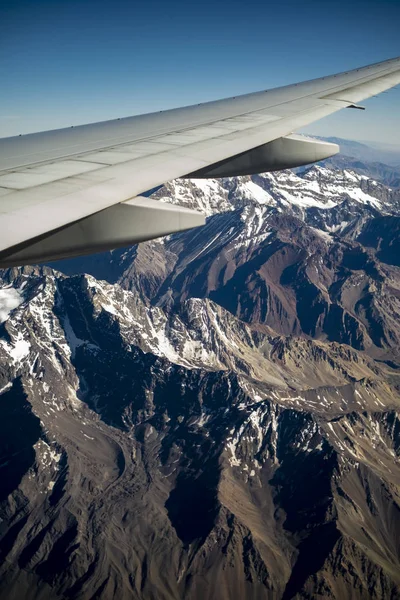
[0,197,205,267]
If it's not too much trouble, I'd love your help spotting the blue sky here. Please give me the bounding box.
[1,0,399,144]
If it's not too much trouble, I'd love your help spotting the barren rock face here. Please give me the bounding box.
[1,165,400,599]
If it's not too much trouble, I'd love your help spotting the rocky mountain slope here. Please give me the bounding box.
[1,163,400,599]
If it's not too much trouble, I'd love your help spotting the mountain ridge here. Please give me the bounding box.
[1,161,400,599]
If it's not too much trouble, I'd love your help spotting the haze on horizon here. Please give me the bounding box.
[1,0,399,146]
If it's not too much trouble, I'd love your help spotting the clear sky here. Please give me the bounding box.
[1,0,399,144]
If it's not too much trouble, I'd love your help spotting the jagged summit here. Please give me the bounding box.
[153,166,400,217]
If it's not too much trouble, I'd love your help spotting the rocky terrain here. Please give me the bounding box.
[1,159,400,599]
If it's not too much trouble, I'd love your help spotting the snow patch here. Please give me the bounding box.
[0,286,24,323]
[0,382,12,395]
[101,303,118,316]
[8,333,30,363]
[63,315,85,357]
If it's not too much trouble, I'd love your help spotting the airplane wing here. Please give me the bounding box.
[0,56,399,266]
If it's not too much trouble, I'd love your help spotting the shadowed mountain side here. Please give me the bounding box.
[0,265,399,599]
[0,160,400,599]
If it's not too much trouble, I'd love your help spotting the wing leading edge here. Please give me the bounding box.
[0,56,399,266]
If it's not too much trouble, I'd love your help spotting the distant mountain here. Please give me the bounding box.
[295,137,400,188]
[1,165,400,599]
[318,136,400,167]
[320,155,400,188]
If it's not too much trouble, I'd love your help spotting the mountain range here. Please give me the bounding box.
[0,147,400,599]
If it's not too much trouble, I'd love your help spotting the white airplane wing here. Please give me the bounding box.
[0,56,399,266]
